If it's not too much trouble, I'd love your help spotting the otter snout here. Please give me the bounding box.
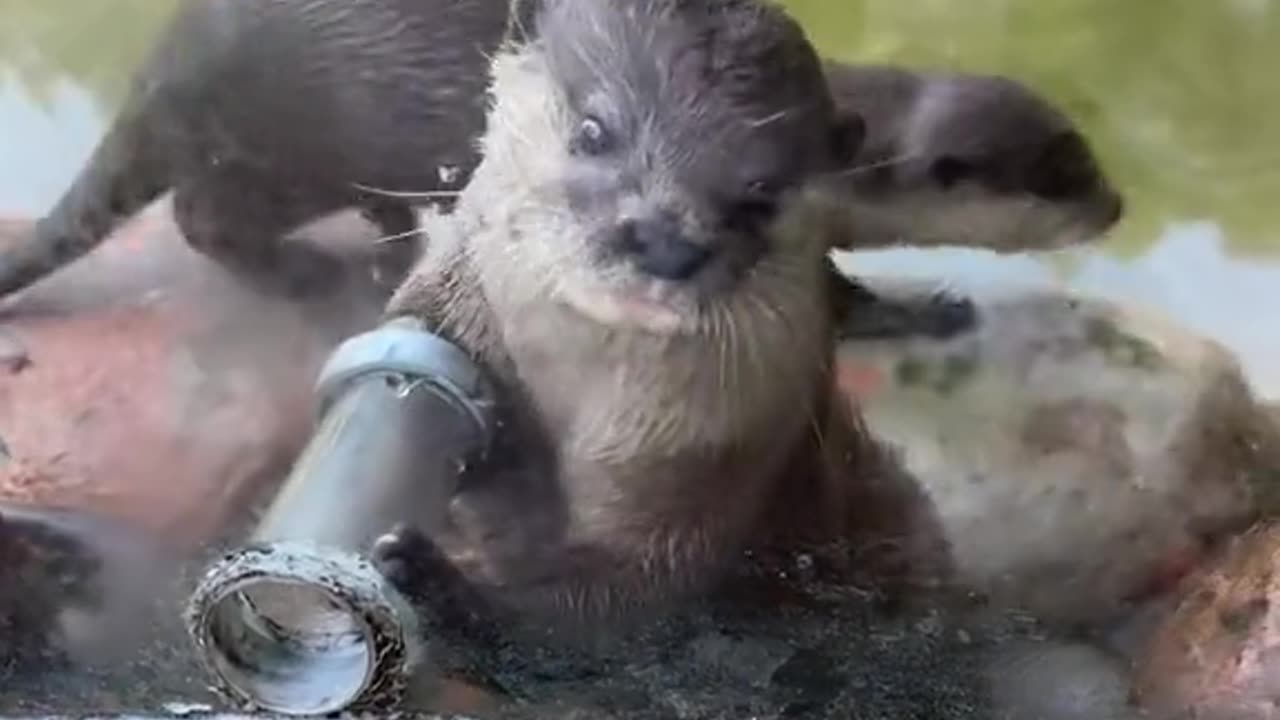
[1098,189,1125,227]
[612,213,714,281]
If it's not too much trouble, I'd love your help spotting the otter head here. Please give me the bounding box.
[470,0,864,343]
[843,72,1124,253]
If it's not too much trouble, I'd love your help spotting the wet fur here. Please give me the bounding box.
[822,64,1125,340]
[0,0,511,298]
[369,9,1143,719]
[826,63,1123,253]
[376,0,950,655]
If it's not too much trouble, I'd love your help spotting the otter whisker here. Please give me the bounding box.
[830,150,926,179]
[748,107,793,129]
[372,227,427,245]
[351,181,462,199]
[723,302,745,425]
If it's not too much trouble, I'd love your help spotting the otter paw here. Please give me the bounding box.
[372,524,454,599]
[0,510,105,610]
[840,291,978,341]
[371,524,505,664]
[917,291,978,339]
[369,240,419,293]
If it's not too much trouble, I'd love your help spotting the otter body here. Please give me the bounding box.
[0,0,1119,338]
[369,5,1140,720]
[377,0,892,635]
[0,0,512,297]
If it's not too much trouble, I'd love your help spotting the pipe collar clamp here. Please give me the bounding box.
[314,317,497,436]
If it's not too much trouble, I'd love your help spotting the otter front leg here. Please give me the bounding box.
[0,508,105,674]
[828,262,977,340]
[373,524,686,687]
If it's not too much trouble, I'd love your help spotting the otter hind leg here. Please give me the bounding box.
[171,167,348,298]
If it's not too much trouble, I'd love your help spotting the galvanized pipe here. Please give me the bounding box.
[183,317,497,715]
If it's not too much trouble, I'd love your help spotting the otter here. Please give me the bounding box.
[0,0,1120,341]
[373,0,929,639]
[827,63,1123,254]
[368,4,1139,719]
[824,64,1126,339]
[0,0,511,299]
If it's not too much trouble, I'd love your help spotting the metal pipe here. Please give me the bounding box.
[182,317,497,715]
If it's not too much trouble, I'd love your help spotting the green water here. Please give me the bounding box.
[1,0,1279,391]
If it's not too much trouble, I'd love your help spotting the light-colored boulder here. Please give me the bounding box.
[836,278,1280,625]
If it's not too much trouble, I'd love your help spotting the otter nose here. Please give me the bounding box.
[614,214,714,281]
[1102,190,1125,226]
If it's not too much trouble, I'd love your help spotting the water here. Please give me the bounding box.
[0,0,1277,393]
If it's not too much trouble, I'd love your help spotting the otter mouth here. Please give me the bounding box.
[559,282,692,336]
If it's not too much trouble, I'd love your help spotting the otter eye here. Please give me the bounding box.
[570,116,611,155]
[725,179,782,231]
[930,156,974,189]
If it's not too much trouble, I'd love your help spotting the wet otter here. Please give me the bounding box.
[824,64,1126,339]
[0,0,1119,338]
[367,4,1143,717]
[0,0,510,299]
[374,0,930,636]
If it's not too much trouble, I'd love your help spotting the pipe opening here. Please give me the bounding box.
[203,577,375,715]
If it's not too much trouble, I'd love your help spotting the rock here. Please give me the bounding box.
[1135,521,1280,720]
[836,280,1280,626]
[0,204,385,542]
[0,206,389,712]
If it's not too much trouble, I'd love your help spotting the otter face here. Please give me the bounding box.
[843,74,1124,253]
[473,0,862,337]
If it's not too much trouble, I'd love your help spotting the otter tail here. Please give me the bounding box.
[0,93,170,298]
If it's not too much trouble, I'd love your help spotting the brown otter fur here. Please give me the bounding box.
[373,0,948,648]
[359,4,1144,717]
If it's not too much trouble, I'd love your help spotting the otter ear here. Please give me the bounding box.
[829,111,866,168]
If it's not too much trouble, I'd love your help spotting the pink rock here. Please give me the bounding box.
[1136,521,1280,720]
[0,204,384,546]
